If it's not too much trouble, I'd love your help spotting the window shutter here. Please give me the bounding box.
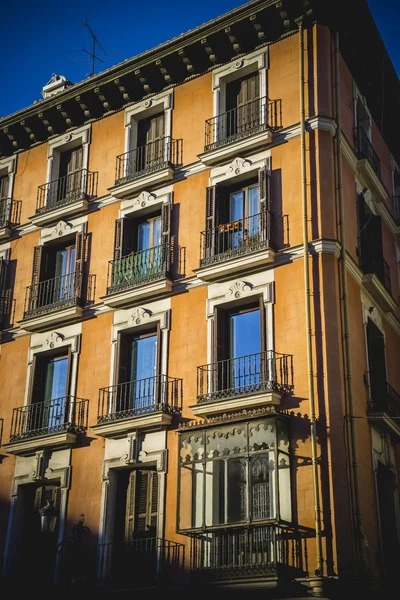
[113,218,133,261]
[0,258,4,324]
[34,486,44,511]
[73,232,86,301]
[149,471,159,533]
[125,470,137,541]
[205,186,216,257]
[161,202,172,269]
[117,332,130,384]
[31,246,45,287]
[136,470,150,535]
[259,160,271,243]
[0,175,9,199]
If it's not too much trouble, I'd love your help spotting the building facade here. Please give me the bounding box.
[0,1,399,598]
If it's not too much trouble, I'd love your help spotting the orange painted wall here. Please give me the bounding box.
[0,336,29,554]
[13,143,48,224]
[172,73,213,165]
[268,34,299,129]
[341,156,358,262]
[9,231,39,324]
[87,202,121,303]
[68,313,114,539]
[314,25,333,119]
[88,111,125,198]
[172,170,209,276]
[339,55,354,146]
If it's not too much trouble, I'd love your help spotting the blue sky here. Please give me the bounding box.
[1,0,399,118]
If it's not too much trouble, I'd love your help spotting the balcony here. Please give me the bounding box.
[361,258,396,314]
[3,396,89,455]
[368,380,400,442]
[190,524,308,584]
[0,197,21,240]
[110,136,182,199]
[353,127,386,201]
[21,272,95,331]
[393,195,400,226]
[92,374,182,437]
[199,97,282,166]
[192,350,293,417]
[196,211,275,281]
[31,169,98,227]
[96,538,184,590]
[102,244,172,308]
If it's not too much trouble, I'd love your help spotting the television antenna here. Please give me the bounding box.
[82,19,107,76]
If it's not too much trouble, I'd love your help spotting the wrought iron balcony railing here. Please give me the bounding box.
[205,97,282,152]
[97,374,182,424]
[0,197,21,228]
[115,136,182,185]
[393,196,400,225]
[9,396,89,442]
[36,169,98,214]
[190,524,308,580]
[354,126,381,179]
[23,272,95,320]
[197,350,294,404]
[96,538,184,588]
[106,243,170,295]
[200,211,270,267]
[368,380,400,420]
[383,258,391,295]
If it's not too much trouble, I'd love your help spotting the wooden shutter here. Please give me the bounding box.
[0,175,8,199]
[366,319,387,405]
[259,160,271,243]
[34,485,61,511]
[357,194,384,281]
[31,246,45,286]
[0,258,4,324]
[161,202,172,270]
[125,470,137,541]
[117,332,131,384]
[205,186,216,257]
[74,231,86,301]
[134,470,158,538]
[113,217,134,261]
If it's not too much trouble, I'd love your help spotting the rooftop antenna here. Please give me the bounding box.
[82,19,107,76]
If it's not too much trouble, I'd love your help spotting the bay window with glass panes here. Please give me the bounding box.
[177,416,292,531]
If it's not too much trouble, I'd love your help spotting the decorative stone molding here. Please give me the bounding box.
[135,191,156,208]
[234,59,244,69]
[40,214,87,244]
[31,450,47,481]
[226,157,252,177]
[45,331,65,348]
[54,220,73,237]
[47,123,91,160]
[138,448,167,472]
[129,307,152,326]
[227,280,253,298]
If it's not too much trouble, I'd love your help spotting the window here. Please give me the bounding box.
[109,204,171,291]
[0,173,9,200]
[135,113,166,173]
[56,146,84,203]
[27,232,86,314]
[115,327,160,414]
[366,318,387,411]
[357,193,389,291]
[225,72,260,137]
[213,299,265,395]
[178,417,291,531]
[203,165,270,262]
[29,349,71,432]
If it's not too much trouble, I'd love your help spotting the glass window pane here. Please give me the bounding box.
[229,309,261,359]
[152,217,162,247]
[228,458,247,523]
[205,460,225,526]
[278,453,292,522]
[248,185,259,239]
[44,356,68,400]
[130,334,157,381]
[69,247,75,274]
[248,185,259,217]
[251,454,274,520]
[55,250,67,279]
[138,222,150,251]
[229,191,244,221]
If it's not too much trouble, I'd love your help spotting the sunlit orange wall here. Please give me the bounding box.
[172,72,213,165]
[9,232,39,324]
[88,111,125,197]
[13,144,48,224]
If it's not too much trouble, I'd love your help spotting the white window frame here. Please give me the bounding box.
[124,90,173,156]
[206,276,275,365]
[212,48,268,118]
[353,82,372,142]
[46,123,91,187]
[119,185,172,220]
[0,155,17,199]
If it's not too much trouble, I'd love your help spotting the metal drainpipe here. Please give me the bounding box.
[298,19,324,578]
[334,31,364,576]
